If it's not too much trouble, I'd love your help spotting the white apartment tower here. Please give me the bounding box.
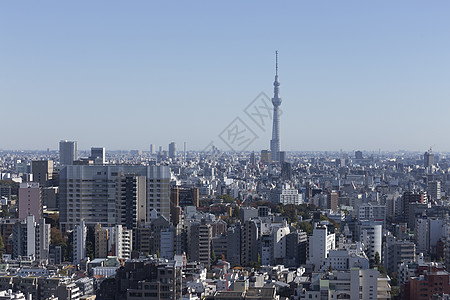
[73,220,87,265]
[308,224,335,270]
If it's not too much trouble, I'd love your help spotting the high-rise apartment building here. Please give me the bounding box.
[59,140,78,166]
[12,215,50,260]
[94,224,109,258]
[358,222,382,262]
[428,181,441,201]
[18,182,41,220]
[327,190,339,212]
[308,225,335,270]
[73,220,87,265]
[59,165,170,231]
[32,160,53,188]
[105,225,132,260]
[116,174,146,229]
[189,221,212,266]
[169,142,176,159]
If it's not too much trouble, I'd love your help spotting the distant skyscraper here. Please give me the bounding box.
[169,142,177,159]
[150,144,155,154]
[90,147,105,165]
[424,150,434,168]
[355,150,363,160]
[270,51,282,162]
[59,140,77,165]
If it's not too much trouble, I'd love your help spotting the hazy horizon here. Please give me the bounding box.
[1,1,449,152]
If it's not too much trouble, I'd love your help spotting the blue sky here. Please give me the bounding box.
[1,1,449,152]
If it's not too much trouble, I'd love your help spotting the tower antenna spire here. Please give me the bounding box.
[276,50,278,76]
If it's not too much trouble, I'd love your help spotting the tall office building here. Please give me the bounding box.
[32,160,53,188]
[149,144,155,154]
[94,224,109,258]
[270,51,282,162]
[359,222,382,262]
[327,190,339,213]
[189,221,212,266]
[59,140,78,165]
[18,182,41,220]
[424,150,434,168]
[59,165,170,231]
[169,142,177,159]
[90,147,105,165]
[429,181,441,201]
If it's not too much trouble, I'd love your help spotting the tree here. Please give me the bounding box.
[298,221,313,235]
[232,206,240,218]
[51,228,66,245]
[375,252,381,265]
[211,249,217,264]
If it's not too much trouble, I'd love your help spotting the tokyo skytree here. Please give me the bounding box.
[270,51,282,162]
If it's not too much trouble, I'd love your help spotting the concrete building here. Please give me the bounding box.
[428,180,441,201]
[285,230,308,266]
[98,258,182,300]
[308,225,335,270]
[226,225,241,267]
[359,222,382,262]
[424,150,434,169]
[160,227,174,259]
[105,225,132,260]
[73,220,87,265]
[357,203,386,225]
[31,160,53,188]
[94,224,109,258]
[116,174,146,229]
[169,142,177,159]
[60,140,78,166]
[190,221,212,266]
[269,183,302,205]
[18,182,41,220]
[295,269,391,300]
[384,233,416,274]
[12,215,50,260]
[241,219,259,266]
[326,190,339,212]
[59,165,170,231]
[90,147,106,165]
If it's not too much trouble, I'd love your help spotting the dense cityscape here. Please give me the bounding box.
[1,53,450,300]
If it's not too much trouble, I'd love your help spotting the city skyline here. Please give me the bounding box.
[1,1,449,151]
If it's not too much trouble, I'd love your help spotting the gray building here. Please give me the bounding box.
[59,140,78,166]
[169,142,176,159]
[189,221,212,266]
[116,174,146,229]
[90,147,106,165]
[59,165,170,231]
[226,225,241,267]
[32,160,53,188]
